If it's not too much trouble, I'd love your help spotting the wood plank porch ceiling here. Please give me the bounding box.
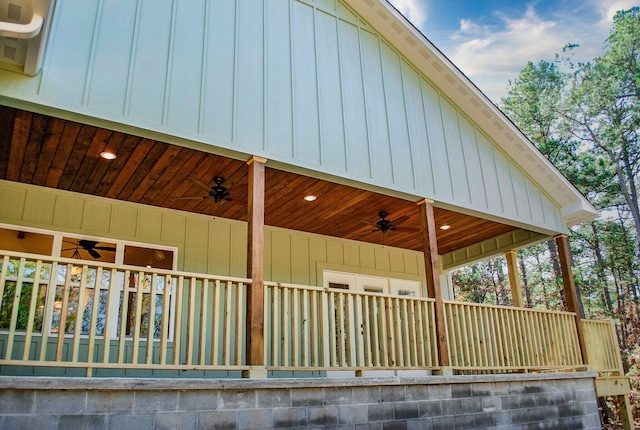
[0,107,518,254]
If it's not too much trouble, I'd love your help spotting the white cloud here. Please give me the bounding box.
[594,0,637,25]
[388,0,428,29]
[449,6,564,75]
[437,3,622,102]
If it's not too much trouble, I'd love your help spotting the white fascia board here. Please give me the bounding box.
[346,0,597,227]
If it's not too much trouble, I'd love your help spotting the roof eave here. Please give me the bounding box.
[346,0,597,228]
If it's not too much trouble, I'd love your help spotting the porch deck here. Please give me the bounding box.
[0,250,623,379]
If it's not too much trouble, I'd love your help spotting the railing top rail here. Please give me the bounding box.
[443,299,577,317]
[0,249,252,284]
[265,280,436,301]
[583,319,616,326]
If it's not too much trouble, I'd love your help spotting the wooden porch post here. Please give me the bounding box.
[505,250,524,308]
[418,199,450,371]
[555,234,589,366]
[244,156,267,378]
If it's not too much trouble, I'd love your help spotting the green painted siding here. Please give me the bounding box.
[0,180,425,285]
[0,0,567,234]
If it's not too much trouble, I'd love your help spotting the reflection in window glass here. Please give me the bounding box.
[397,290,415,297]
[61,238,116,264]
[124,246,173,270]
[0,228,53,255]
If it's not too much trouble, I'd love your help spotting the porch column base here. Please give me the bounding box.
[433,367,453,376]
[242,366,268,379]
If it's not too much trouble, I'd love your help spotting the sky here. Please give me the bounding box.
[388,0,638,103]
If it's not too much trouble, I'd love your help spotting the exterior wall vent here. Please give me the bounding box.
[0,0,55,75]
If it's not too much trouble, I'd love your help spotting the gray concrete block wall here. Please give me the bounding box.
[0,373,601,429]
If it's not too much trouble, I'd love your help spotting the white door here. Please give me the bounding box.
[323,271,429,377]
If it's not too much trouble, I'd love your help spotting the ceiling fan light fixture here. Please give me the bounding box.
[304,195,317,202]
[100,151,117,160]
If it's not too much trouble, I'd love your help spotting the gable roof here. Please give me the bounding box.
[345,0,597,227]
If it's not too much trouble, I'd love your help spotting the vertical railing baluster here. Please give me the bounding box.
[186,277,196,365]
[310,289,318,367]
[292,287,300,367]
[211,279,222,365]
[0,255,9,306]
[117,271,131,364]
[158,275,172,365]
[71,265,89,363]
[146,273,158,365]
[269,284,279,367]
[131,271,145,364]
[40,262,59,362]
[23,260,43,360]
[6,258,27,360]
[198,278,208,366]
[301,289,310,367]
[362,295,372,367]
[86,267,103,374]
[172,276,184,365]
[393,297,404,367]
[223,280,233,366]
[56,264,73,362]
[102,268,118,364]
[321,289,330,367]
[235,281,244,365]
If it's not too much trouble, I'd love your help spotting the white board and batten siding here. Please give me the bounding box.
[0,0,566,234]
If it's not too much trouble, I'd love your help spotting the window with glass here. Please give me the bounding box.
[0,224,177,340]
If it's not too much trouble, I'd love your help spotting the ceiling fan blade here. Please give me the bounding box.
[79,239,98,249]
[94,245,117,252]
[189,177,214,192]
[88,248,102,259]
[360,220,379,228]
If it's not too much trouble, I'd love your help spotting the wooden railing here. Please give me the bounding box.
[0,251,249,373]
[443,300,583,372]
[265,282,438,371]
[0,250,625,378]
[583,319,624,374]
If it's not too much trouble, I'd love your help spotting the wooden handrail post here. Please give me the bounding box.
[418,199,450,370]
[244,156,267,378]
[505,250,524,308]
[555,234,589,365]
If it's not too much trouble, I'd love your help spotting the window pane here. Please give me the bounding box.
[124,246,173,269]
[0,227,53,255]
[61,237,116,263]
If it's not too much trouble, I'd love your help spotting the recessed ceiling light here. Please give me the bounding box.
[304,195,317,202]
[100,151,117,160]
[440,224,451,230]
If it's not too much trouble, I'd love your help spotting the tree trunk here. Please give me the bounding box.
[519,253,533,308]
[547,239,565,305]
[590,222,614,314]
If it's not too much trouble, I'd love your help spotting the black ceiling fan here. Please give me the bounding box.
[361,211,419,234]
[62,239,116,259]
[172,176,244,205]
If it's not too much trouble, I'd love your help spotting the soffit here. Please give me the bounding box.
[0,106,518,254]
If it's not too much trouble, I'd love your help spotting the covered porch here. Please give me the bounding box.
[0,106,632,427]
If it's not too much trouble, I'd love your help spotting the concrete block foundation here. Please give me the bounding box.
[0,373,601,429]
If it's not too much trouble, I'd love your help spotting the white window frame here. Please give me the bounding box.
[323,270,422,297]
[0,223,178,341]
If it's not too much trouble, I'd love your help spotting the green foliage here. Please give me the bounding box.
[458,9,640,424]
